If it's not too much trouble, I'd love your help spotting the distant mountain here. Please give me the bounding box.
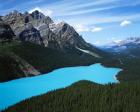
[102,38,140,58]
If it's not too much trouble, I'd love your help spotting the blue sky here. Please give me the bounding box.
[0,0,140,45]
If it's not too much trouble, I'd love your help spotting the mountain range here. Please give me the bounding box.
[102,38,140,58]
[1,10,140,112]
[1,10,102,55]
[0,10,107,82]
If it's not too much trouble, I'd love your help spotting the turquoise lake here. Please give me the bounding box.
[0,63,121,110]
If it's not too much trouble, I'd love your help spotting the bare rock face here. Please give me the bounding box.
[2,10,54,36]
[2,10,97,54]
[19,23,44,45]
[24,10,54,28]
[0,17,3,21]
[31,10,53,25]
[38,24,60,49]
[31,10,45,20]
[2,10,25,36]
[0,19,15,42]
[2,10,54,46]
[50,22,90,51]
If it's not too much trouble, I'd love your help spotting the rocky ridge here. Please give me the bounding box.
[0,19,15,42]
[102,37,140,57]
[2,10,100,56]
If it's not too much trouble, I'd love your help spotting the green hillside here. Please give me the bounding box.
[102,54,140,82]
[0,41,101,82]
[1,41,140,112]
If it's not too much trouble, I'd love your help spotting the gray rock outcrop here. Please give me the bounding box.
[19,23,44,45]
[2,10,100,56]
[0,19,15,42]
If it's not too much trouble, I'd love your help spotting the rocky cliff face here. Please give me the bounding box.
[38,23,60,49]
[30,10,53,26]
[2,10,25,36]
[51,22,89,50]
[19,23,44,45]
[0,19,15,42]
[2,10,101,57]
[2,10,53,36]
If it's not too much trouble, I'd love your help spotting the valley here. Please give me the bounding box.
[0,9,140,112]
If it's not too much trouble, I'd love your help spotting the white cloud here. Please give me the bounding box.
[93,41,102,46]
[91,27,103,32]
[29,7,53,16]
[65,14,140,27]
[113,39,122,43]
[120,20,131,27]
[44,0,138,17]
[73,24,103,33]
[73,24,104,33]
[74,24,89,32]
[29,7,42,13]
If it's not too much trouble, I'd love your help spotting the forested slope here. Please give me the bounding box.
[4,81,140,112]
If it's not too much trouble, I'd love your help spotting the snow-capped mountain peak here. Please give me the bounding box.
[112,38,140,46]
[101,37,140,57]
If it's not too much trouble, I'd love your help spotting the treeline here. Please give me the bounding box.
[1,41,140,112]
[10,42,100,74]
[0,55,24,82]
[101,54,140,82]
[4,81,140,112]
[2,40,140,83]
[0,41,99,82]
[0,42,24,82]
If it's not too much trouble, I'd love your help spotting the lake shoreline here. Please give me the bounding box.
[0,63,121,111]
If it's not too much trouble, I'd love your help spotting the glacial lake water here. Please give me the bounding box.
[0,63,121,110]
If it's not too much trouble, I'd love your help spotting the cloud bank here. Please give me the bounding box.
[120,20,132,27]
